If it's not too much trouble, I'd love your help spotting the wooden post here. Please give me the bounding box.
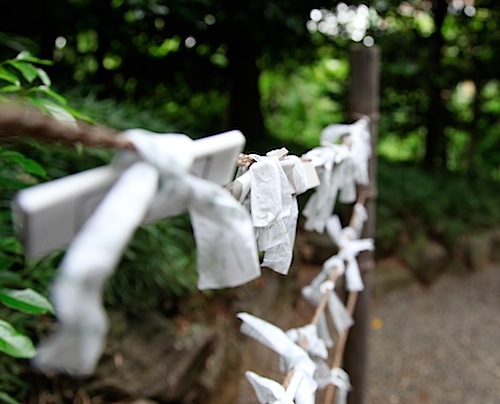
[345,44,380,404]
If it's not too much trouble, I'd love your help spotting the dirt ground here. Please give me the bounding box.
[367,264,500,403]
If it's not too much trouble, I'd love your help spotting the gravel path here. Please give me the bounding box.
[367,265,500,403]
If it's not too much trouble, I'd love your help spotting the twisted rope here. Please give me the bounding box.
[0,103,133,149]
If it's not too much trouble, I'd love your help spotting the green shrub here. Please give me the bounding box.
[376,158,500,256]
[0,52,200,402]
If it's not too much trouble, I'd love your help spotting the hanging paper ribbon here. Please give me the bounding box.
[302,118,372,233]
[231,150,308,275]
[301,145,349,233]
[301,258,353,339]
[246,370,303,404]
[33,130,261,375]
[324,282,355,335]
[33,161,159,375]
[329,368,352,404]
[314,362,352,404]
[237,312,318,404]
[286,323,328,360]
[351,202,368,238]
[325,214,374,292]
[321,117,371,188]
[121,130,263,289]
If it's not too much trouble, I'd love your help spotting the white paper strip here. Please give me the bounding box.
[237,312,318,404]
[338,239,374,292]
[186,175,261,289]
[302,117,372,233]
[33,161,159,375]
[330,367,352,404]
[286,323,328,360]
[245,370,302,404]
[129,130,261,289]
[326,290,354,335]
[250,155,292,227]
[259,197,299,275]
[351,202,368,238]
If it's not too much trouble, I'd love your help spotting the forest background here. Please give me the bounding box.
[0,1,499,402]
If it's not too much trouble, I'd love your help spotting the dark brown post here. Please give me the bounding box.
[345,44,380,404]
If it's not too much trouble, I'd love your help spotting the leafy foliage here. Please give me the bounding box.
[376,158,500,256]
[0,51,89,124]
[0,53,199,402]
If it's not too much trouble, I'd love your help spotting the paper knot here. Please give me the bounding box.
[320,280,335,293]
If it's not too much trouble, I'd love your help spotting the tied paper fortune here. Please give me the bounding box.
[33,130,260,376]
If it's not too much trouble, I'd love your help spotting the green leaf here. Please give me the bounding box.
[35,68,51,86]
[6,61,39,83]
[0,391,21,404]
[27,86,66,104]
[0,319,36,358]
[32,99,76,125]
[0,150,47,178]
[0,175,31,190]
[0,85,22,94]
[60,104,95,123]
[0,270,22,285]
[0,66,20,86]
[0,288,54,315]
[0,238,22,255]
[15,51,53,66]
[0,256,16,272]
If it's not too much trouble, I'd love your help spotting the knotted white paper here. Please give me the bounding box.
[351,202,368,238]
[301,258,347,345]
[250,154,292,227]
[191,176,263,288]
[33,131,261,375]
[258,198,298,274]
[235,151,307,275]
[129,130,262,289]
[237,312,317,404]
[324,283,354,335]
[301,145,348,233]
[34,161,159,375]
[286,324,328,360]
[302,255,344,309]
[321,117,371,187]
[314,363,352,404]
[246,370,303,404]
[325,215,374,292]
[330,367,352,404]
[301,262,353,338]
[302,118,371,233]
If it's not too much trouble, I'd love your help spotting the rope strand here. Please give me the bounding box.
[0,103,133,149]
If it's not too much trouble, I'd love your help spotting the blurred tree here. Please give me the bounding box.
[2,1,500,172]
[327,0,500,174]
[0,0,317,149]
